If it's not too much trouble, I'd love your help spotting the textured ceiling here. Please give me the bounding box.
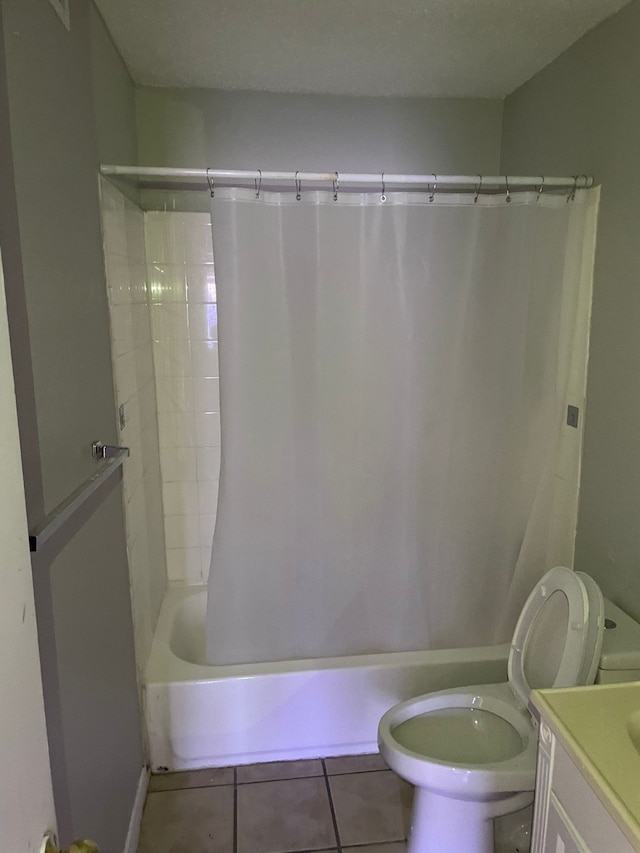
[96,0,630,98]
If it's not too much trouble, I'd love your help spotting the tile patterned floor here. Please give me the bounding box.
[138,754,412,853]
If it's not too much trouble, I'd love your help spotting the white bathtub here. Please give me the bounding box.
[144,586,509,771]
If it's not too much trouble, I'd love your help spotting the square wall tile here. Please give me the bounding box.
[188,303,218,341]
[102,208,127,257]
[197,480,219,515]
[200,547,212,580]
[163,481,199,516]
[195,412,221,448]
[548,511,576,568]
[160,447,197,482]
[193,377,220,413]
[165,514,201,550]
[156,377,194,413]
[151,303,189,340]
[191,340,219,377]
[199,513,217,548]
[196,446,221,481]
[105,254,131,305]
[109,304,134,348]
[186,263,217,303]
[166,547,206,584]
[153,339,191,377]
[129,263,149,303]
[551,474,578,523]
[158,411,196,448]
[132,304,152,344]
[148,263,187,302]
[183,213,214,262]
[555,428,581,484]
[145,212,187,264]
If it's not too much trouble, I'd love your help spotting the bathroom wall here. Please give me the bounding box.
[146,211,220,584]
[135,88,504,175]
[101,176,167,675]
[501,0,640,622]
[89,4,138,174]
[0,0,144,848]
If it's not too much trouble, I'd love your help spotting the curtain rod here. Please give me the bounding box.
[100,165,593,191]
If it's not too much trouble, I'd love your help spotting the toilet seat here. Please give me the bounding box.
[508,566,604,708]
[575,571,605,684]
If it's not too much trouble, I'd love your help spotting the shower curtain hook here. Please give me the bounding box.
[505,175,511,204]
[255,169,262,199]
[429,174,437,203]
[537,175,545,202]
[474,175,482,204]
[333,171,339,202]
[295,170,302,201]
[206,168,215,198]
[567,175,578,203]
[381,172,386,203]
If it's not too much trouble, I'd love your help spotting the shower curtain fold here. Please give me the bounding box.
[206,187,599,666]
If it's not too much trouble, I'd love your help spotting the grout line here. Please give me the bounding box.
[233,766,238,853]
[236,773,325,785]
[287,848,342,853]
[324,768,388,778]
[322,759,342,853]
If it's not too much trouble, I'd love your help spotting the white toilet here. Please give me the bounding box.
[378,566,640,853]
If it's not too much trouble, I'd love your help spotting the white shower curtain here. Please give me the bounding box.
[206,186,599,665]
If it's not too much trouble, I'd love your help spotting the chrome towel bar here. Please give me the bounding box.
[29,444,129,552]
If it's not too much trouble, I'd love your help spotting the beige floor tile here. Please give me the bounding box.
[329,770,412,847]
[324,754,388,775]
[237,776,336,853]
[137,786,234,853]
[149,766,234,791]
[343,844,406,853]
[237,758,323,784]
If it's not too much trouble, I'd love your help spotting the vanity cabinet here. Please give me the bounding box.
[531,719,636,853]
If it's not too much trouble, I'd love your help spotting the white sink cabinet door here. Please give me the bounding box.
[531,721,636,853]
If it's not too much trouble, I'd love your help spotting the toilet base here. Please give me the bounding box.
[407,786,534,853]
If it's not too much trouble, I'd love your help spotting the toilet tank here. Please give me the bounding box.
[596,599,640,684]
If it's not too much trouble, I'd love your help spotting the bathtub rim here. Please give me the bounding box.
[145,584,511,685]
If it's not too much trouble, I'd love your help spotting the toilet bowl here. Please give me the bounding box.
[378,566,605,853]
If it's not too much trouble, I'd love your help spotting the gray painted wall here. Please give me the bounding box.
[89,5,138,168]
[501,0,640,622]
[0,0,143,848]
[136,87,503,174]
[4,0,117,511]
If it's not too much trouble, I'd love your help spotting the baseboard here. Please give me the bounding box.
[123,766,149,853]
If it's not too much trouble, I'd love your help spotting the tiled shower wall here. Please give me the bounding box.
[145,212,220,585]
[100,178,167,677]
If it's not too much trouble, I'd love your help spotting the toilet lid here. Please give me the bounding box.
[508,566,604,709]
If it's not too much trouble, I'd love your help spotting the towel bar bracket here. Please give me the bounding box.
[91,441,130,461]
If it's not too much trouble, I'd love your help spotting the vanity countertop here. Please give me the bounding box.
[532,681,640,847]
